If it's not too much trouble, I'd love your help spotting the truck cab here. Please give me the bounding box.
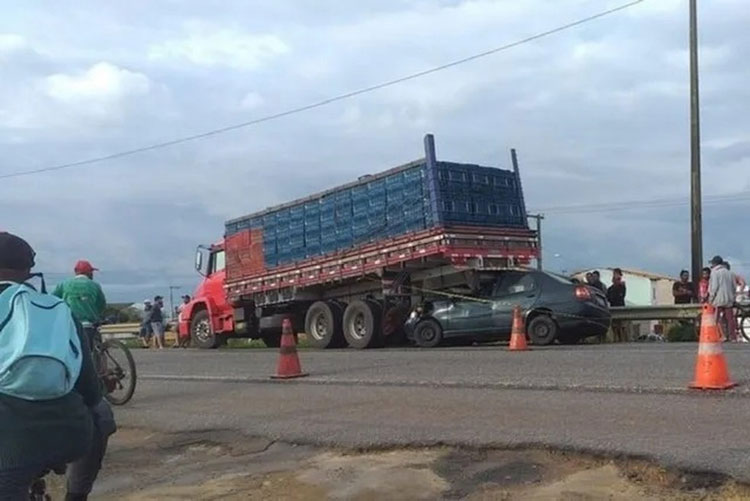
[179,241,234,348]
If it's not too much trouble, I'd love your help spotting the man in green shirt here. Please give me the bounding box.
[53,260,107,327]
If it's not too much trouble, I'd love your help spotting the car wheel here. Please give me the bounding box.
[557,332,579,345]
[343,300,382,349]
[305,301,344,349]
[527,315,557,346]
[413,319,443,348]
[190,310,218,349]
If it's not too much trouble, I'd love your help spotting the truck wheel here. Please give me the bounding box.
[413,319,443,348]
[528,315,557,346]
[343,300,382,349]
[305,301,344,349]
[190,310,217,349]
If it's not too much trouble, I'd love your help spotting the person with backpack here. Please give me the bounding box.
[0,232,101,499]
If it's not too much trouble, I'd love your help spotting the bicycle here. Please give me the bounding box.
[90,328,137,405]
[737,303,750,342]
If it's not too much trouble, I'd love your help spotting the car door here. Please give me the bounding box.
[444,295,495,335]
[490,271,541,337]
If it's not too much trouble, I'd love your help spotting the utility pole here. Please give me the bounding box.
[689,0,703,285]
[168,285,181,321]
[528,214,545,270]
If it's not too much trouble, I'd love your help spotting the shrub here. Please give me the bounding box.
[667,322,698,342]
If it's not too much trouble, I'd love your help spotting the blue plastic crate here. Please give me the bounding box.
[403,167,423,181]
[335,207,352,219]
[320,211,335,224]
[335,190,351,201]
[290,206,304,220]
[305,245,322,258]
[369,196,386,209]
[321,242,339,254]
[225,222,240,236]
[385,173,403,186]
[387,222,407,236]
[263,240,277,252]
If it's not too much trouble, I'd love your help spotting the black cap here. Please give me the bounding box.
[710,255,723,266]
[0,232,35,270]
[154,295,163,301]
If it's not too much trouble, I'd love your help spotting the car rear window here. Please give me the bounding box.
[545,272,576,285]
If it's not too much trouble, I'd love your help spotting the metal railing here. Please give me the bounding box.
[609,304,702,321]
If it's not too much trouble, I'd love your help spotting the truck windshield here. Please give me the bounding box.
[210,250,226,274]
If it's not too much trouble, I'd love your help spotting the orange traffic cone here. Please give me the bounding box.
[271,318,308,379]
[689,304,736,390]
[508,305,529,351]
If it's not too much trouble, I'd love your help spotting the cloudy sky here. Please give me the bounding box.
[2,0,749,302]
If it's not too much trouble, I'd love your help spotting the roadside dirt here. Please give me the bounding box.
[49,427,750,500]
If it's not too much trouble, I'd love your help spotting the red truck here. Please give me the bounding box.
[179,135,539,349]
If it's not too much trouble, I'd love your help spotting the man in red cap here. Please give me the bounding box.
[52,260,107,328]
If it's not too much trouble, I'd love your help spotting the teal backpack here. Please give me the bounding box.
[0,282,82,401]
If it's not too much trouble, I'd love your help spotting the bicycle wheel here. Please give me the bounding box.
[739,314,750,343]
[101,339,137,405]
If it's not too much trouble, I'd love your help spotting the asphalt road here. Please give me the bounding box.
[115,344,750,482]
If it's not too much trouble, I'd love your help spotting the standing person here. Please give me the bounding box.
[0,232,101,499]
[150,296,166,349]
[139,300,153,348]
[51,259,118,500]
[607,268,627,342]
[591,270,606,293]
[585,272,594,286]
[52,260,107,343]
[173,295,191,348]
[698,267,711,303]
[709,256,737,341]
[672,270,695,304]
[724,262,747,301]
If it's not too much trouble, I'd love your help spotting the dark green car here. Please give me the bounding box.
[405,270,611,348]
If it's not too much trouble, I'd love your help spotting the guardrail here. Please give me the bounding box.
[100,323,141,335]
[609,304,702,321]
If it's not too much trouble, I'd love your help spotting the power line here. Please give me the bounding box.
[533,190,750,215]
[0,0,645,181]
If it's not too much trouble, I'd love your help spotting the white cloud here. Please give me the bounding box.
[239,91,264,110]
[42,62,151,104]
[149,25,289,70]
[0,33,27,55]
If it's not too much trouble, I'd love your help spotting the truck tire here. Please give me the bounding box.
[190,310,218,349]
[343,300,382,349]
[527,315,557,346]
[413,319,443,348]
[305,301,344,349]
